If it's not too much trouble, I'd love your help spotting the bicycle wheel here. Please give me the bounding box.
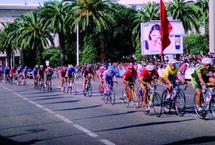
[193,95,207,119]
[88,84,92,97]
[175,91,186,117]
[210,95,215,118]
[162,90,173,114]
[121,89,128,105]
[99,84,104,96]
[132,89,138,108]
[111,89,115,105]
[152,92,162,117]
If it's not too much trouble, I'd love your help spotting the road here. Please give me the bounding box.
[0,78,215,145]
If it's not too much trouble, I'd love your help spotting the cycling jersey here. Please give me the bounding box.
[103,70,116,87]
[161,65,179,81]
[33,68,38,76]
[139,69,159,82]
[191,64,213,89]
[67,67,75,78]
[60,67,66,77]
[123,69,137,82]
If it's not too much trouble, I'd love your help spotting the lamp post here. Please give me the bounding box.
[76,0,80,66]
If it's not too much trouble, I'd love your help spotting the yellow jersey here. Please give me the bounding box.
[161,65,179,80]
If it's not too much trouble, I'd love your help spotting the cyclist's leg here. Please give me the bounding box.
[141,84,147,105]
[191,77,202,108]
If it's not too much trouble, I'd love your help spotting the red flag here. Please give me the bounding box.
[160,0,172,55]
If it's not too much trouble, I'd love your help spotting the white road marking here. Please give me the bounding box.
[100,139,116,145]
[73,124,98,138]
[55,114,73,123]
[1,85,115,145]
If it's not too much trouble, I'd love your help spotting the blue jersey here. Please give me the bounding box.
[103,70,116,85]
[67,67,75,77]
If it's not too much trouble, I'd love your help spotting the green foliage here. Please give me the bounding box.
[42,47,61,67]
[80,36,98,64]
[135,42,142,61]
[184,34,208,54]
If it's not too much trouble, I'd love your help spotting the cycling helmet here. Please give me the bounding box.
[202,57,213,65]
[146,64,155,71]
[108,66,115,71]
[40,65,44,68]
[168,58,177,64]
[128,63,134,69]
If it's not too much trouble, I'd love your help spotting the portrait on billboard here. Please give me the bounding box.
[141,20,184,55]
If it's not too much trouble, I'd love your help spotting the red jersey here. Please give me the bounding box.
[123,69,137,82]
[139,68,159,82]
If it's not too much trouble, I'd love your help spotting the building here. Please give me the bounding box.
[0,4,39,66]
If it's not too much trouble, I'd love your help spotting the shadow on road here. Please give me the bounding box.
[34,96,64,101]
[165,136,215,145]
[0,135,41,145]
[55,105,102,111]
[43,100,80,105]
[73,111,138,121]
[95,118,195,133]
[6,128,46,138]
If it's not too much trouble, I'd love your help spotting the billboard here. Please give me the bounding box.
[141,20,184,55]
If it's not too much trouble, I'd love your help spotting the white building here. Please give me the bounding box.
[0,4,38,66]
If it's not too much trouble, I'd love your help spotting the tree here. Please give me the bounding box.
[39,1,69,65]
[17,12,53,64]
[0,23,17,67]
[167,0,200,32]
[65,0,113,63]
[131,2,159,60]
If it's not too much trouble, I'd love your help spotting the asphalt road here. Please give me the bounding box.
[0,78,215,145]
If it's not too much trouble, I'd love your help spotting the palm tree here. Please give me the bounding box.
[167,0,200,32]
[0,23,17,67]
[65,0,113,63]
[66,0,113,34]
[17,12,53,64]
[39,1,69,65]
[131,2,159,52]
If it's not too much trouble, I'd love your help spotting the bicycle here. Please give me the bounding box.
[138,84,162,117]
[46,77,52,92]
[161,81,186,117]
[99,79,105,96]
[66,77,76,95]
[121,82,138,107]
[193,85,215,119]
[84,77,92,97]
[104,84,115,105]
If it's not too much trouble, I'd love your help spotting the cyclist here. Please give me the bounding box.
[82,65,94,92]
[138,64,159,109]
[161,58,185,100]
[60,66,67,91]
[191,57,215,111]
[97,64,107,93]
[66,65,75,89]
[22,66,28,85]
[38,65,45,88]
[102,65,117,93]
[122,63,137,101]
[45,66,53,90]
[33,65,39,87]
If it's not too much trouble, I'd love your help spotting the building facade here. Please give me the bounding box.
[0,4,38,66]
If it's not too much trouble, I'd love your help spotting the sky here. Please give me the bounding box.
[0,0,49,5]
